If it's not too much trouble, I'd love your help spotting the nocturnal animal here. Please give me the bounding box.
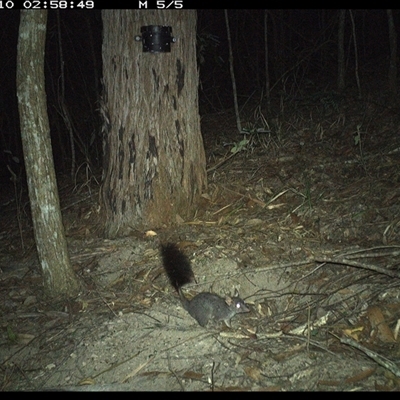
[160,243,250,327]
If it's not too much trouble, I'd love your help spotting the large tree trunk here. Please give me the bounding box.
[101,10,206,238]
[16,10,80,297]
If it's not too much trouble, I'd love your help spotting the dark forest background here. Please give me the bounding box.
[0,9,398,186]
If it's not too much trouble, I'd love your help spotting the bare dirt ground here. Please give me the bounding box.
[1,91,400,391]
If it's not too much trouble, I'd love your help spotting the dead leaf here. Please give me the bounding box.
[244,366,262,382]
[343,326,364,341]
[182,371,204,380]
[367,306,396,343]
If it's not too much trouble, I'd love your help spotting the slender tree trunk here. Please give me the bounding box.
[264,10,270,109]
[101,10,206,238]
[337,9,345,91]
[349,10,362,98]
[17,10,80,297]
[387,9,397,97]
[224,9,241,133]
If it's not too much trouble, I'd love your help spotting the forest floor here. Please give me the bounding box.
[1,89,400,391]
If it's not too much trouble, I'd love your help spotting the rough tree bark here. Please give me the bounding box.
[16,10,80,297]
[101,10,206,238]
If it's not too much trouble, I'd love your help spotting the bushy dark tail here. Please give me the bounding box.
[160,243,194,292]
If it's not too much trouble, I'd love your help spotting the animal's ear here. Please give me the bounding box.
[224,296,233,306]
[232,288,239,297]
